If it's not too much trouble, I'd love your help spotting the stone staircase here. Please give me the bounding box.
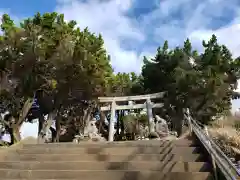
[0,137,214,180]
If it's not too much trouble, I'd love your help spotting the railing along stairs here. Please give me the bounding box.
[185,108,240,180]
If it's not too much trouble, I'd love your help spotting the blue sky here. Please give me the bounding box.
[1,0,240,112]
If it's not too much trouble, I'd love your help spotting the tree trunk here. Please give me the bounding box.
[9,128,15,145]
[9,98,33,144]
[55,117,60,142]
[51,114,61,143]
[38,114,44,136]
[97,111,108,139]
[9,127,21,145]
[16,98,34,127]
[10,98,34,144]
[120,110,125,135]
[50,127,57,142]
[2,98,33,145]
[116,110,120,135]
[98,111,105,132]
[13,127,21,142]
[37,117,45,144]
[173,108,184,137]
[83,107,93,135]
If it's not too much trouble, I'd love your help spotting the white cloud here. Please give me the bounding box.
[143,0,240,49]
[20,122,38,139]
[56,0,146,73]
[55,0,240,111]
[55,0,240,73]
[1,0,239,74]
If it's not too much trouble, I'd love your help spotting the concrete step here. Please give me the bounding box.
[0,161,211,171]
[22,139,197,148]
[166,172,213,180]
[0,170,213,179]
[15,146,201,155]
[2,153,206,162]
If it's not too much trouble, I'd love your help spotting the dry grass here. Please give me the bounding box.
[210,116,240,128]
[208,116,240,157]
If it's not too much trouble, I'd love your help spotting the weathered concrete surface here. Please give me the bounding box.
[0,137,213,180]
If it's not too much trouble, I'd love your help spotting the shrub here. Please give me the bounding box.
[234,120,240,131]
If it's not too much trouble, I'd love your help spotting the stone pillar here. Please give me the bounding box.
[108,101,116,141]
[146,98,154,133]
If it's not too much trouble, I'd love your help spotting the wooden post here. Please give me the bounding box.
[146,98,154,133]
[204,126,218,180]
[108,100,116,142]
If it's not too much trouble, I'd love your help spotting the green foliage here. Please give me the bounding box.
[122,114,148,130]
[122,114,137,134]
[0,12,114,143]
[122,114,148,124]
[108,72,144,97]
[136,114,148,125]
[122,114,135,121]
[1,11,240,142]
[141,35,240,130]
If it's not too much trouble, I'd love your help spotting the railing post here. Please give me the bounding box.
[146,98,154,133]
[204,126,218,180]
[108,100,116,142]
[185,108,192,134]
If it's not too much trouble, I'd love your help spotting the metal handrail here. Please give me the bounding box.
[191,117,239,173]
[187,114,240,180]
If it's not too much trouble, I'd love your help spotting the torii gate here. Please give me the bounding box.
[98,92,165,141]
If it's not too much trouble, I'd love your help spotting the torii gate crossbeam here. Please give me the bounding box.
[98,92,165,141]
